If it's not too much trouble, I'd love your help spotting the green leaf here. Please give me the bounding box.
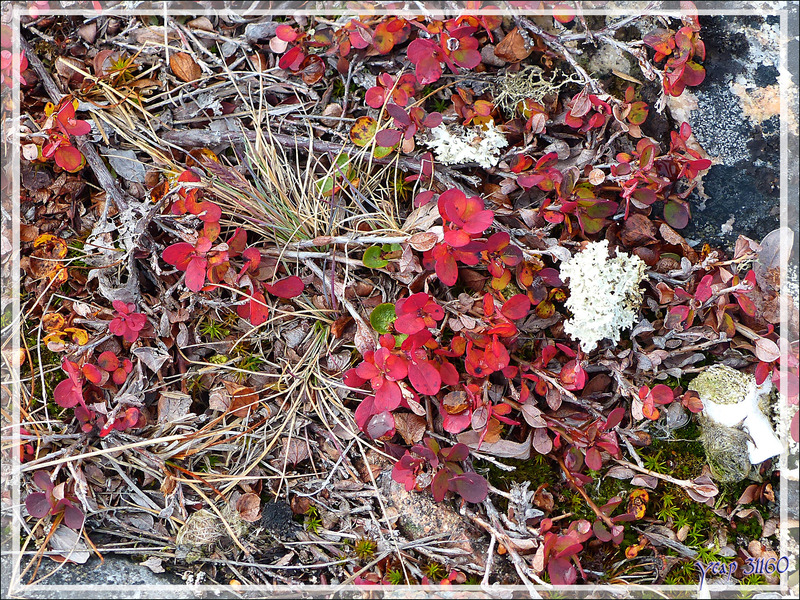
[363,246,389,269]
[372,145,394,159]
[663,200,690,229]
[315,176,334,195]
[370,303,397,334]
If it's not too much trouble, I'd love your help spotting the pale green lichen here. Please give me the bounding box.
[688,364,752,406]
[689,364,781,481]
[494,66,583,116]
[422,121,508,169]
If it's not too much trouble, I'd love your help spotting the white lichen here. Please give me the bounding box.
[559,240,647,353]
[422,121,508,169]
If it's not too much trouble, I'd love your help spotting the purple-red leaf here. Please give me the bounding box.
[265,276,304,299]
[25,493,51,518]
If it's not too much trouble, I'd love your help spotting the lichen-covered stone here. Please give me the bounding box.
[698,418,754,483]
[688,364,752,409]
[174,504,248,563]
[689,364,782,477]
[559,240,647,353]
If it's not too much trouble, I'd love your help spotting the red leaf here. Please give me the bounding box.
[278,45,305,71]
[25,493,51,518]
[755,361,772,385]
[53,379,82,408]
[650,384,674,405]
[585,447,603,471]
[435,252,459,286]
[431,468,450,502]
[448,472,489,503]
[605,407,625,430]
[366,411,395,440]
[548,557,577,585]
[736,293,757,317]
[265,276,304,299]
[53,145,85,172]
[162,243,195,270]
[663,200,690,229]
[275,24,298,42]
[593,520,612,542]
[375,128,402,147]
[682,390,704,413]
[96,351,119,372]
[33,471,53,492]
[354,396,376,432]
[365,86,386,108]
[501,294,531,320]
[408,360,442,396]
[62,502,85,530]
[112,368,128,385]
[184,256,208,292]
[81,363,105,385]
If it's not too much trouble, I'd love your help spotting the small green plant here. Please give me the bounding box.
[741,573,766,586]
[674,513,691,531]
[385,569,404,585]
[655,491,679,521]
[198,318,230,341]
[352,537,377,561]
[642,450,667,472]
[423,562,445,582]
[304,505,322,533]
[687,523,709,548]
[656,503,679,522]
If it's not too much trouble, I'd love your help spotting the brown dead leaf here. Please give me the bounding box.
[532,427,552,455]
[55,56,84,84]
[157,392,193,424]
[457,430,532,459]
[393,413,426,445]
[331,315,354,338]
[223,383,260,418]
[280,438,309,466]
[620,213,657,246]
[442,391,469,414]
[170,52,202,83]
[495,27,533,63]
[235,493,261,522]
[659,223,698,262]
[187,17,214,31]
[408,231,438,252]
[533,484,554,512]
[754,337,780,362]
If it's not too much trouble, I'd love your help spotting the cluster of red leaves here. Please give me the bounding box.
[40,97,90,173]
[161,170,305,325]
[24,471,85,531]
[53,357,140,436]
[108,300,147,343]
[391,438,488,503]
[643,19,705,97]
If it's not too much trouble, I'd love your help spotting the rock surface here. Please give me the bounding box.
[1,554,195,599]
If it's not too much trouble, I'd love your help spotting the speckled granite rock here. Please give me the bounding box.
[673,12,796,257]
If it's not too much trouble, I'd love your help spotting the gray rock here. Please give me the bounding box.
[1,553,196,599]
[244,21,278,42]
[677,14,789,253]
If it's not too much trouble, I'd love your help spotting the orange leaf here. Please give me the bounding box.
[170,52,201,82]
